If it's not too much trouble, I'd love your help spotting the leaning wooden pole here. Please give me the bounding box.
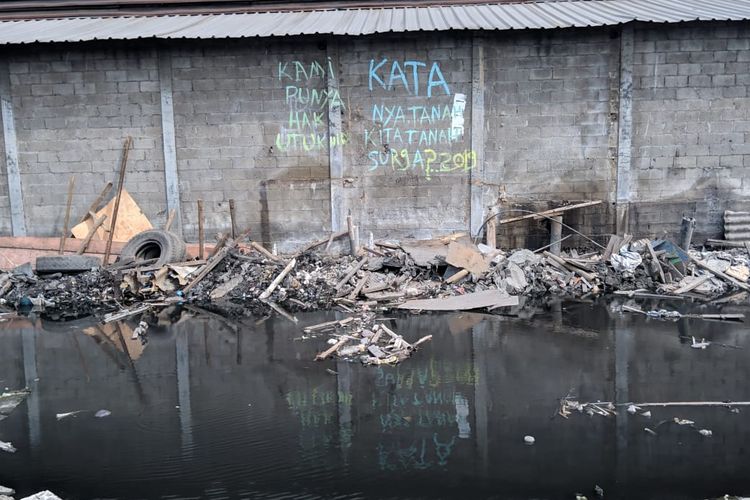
[197,199,205,260]
[58,175,76,254]
[103,136,132,266]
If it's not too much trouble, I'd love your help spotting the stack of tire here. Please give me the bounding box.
[117,230,186,268]
[35,230,187,274]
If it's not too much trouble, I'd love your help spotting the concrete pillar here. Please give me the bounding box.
[327,40,345,233]
[550,215,563,256]
[616,25,635,235]
[0,58,26,236]
[158,50,183,237]
[22,328,40,450]
[470,35,486,238]
[176,330,193,457]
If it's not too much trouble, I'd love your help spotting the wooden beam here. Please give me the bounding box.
[498,200,603,225]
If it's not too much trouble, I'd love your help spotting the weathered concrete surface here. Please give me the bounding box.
[0,22,748,249]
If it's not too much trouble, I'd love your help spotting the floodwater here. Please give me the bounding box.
[1,298,749,500]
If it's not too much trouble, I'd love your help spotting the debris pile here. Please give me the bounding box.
[2,222,749,322]
[305,313,432,365]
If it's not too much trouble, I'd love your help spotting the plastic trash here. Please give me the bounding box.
[691,337,711,349]
[698,429,713,437]
[611,250,642,272]
[523,435,535,445]
[94,409,111,418]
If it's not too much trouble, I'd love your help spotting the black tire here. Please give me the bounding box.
[119,230,187,268]
[36,255,101,274]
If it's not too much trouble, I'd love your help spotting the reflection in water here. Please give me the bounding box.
[0,300,749,500]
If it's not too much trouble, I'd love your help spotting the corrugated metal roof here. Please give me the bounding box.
[0,0,748,44]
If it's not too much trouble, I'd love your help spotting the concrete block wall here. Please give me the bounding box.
[0,21,748,249]
[338,33,473,239]
[171,39,331,245]
[630,22,750,240]
[483,28,618,247]
[8,43,166,234]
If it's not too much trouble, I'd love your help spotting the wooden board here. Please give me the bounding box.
[445,241,489,275]
[71,189,152,243]
[398,290,519,311]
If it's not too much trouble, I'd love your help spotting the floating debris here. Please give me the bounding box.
[523,435,535,445]
[698,429,713,437]
[56,410,83,420]
[94,409,111,418]
[674,418,695,426]
[691,337,711,349]
[0,388,30,421]
[0,440,16,453]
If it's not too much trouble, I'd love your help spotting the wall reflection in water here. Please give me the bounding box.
[0,300,748,500]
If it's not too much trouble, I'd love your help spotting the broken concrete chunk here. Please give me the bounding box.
[507,249,542,267]
[505,263,528,293]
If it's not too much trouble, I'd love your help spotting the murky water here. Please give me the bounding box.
[1,298,749,500]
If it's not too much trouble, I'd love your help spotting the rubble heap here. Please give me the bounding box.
[1,232,749,321]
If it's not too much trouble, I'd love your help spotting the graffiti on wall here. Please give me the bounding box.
[272,57,475,178]
[365,58,475,179]
[275,59,348,152]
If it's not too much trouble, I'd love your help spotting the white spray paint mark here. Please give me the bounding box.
[450,93,466,141]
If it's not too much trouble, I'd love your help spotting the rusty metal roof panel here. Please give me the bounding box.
[1,0,750,44]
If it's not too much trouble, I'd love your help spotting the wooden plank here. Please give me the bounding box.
[445,241,489,275]
[104,137,132,265]
[646,240,665,284]
[77,181,112,225]
[602,235,621,261]
[672,274,712,295]
[71,188,152,243]
[335,257,367,290]
[398,290,519,311]
[691,256,750,292]
[250,241,281,261]
[183,247,229,293]
[544,251,596,281]
[315,337,349,361]
[164,209,176,231]
[296,230,348,255]
[348,271,370,300]
[259,258,296,300]
[76,214,107,255]
[498,200,603,225]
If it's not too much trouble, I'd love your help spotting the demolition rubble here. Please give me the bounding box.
[1,227,749,327]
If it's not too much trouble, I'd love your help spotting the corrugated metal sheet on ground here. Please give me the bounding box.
[724,211,750,242]
[0,0,749,44]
